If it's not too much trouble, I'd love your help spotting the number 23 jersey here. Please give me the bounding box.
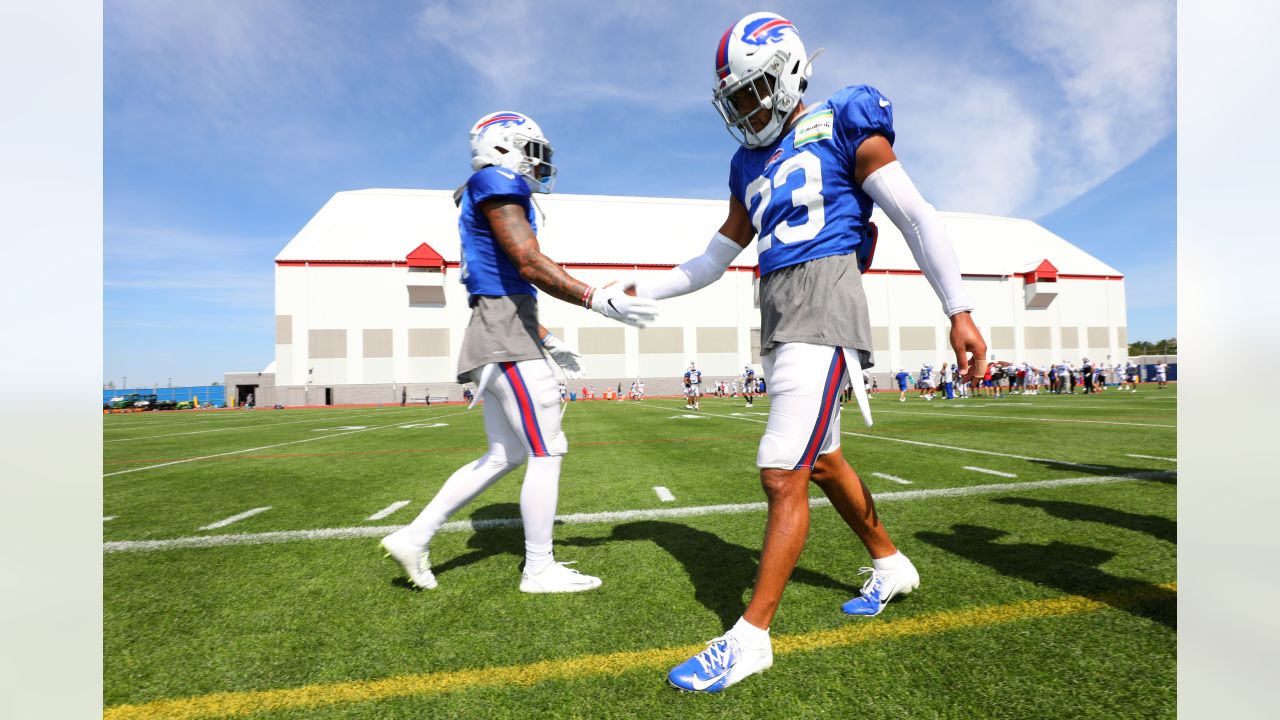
[729,84,894,277]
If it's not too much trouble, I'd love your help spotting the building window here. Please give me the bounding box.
[408,329,450,358]
[1060,326,1080,350]
[276,315,292,345]
[363,329,393,358]
[1024,327,1052,350]
[871,326,889,351]
[899,326,936,351]
[696,327,738,354]
[579,327,625,354]
[638,327,683,354]
[990,326,1015,351]
[308,329,348,359]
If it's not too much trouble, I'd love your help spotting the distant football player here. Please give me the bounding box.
[628,13,986,691]
[380,111,657,594]
[918,363,934,400]
[684,362,703,410]
[743,365,757,407]
[1155,360,1168,389]
[895,368,910,402]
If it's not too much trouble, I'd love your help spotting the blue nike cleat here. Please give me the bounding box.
[842,561,920,616]
[668,633,772,692]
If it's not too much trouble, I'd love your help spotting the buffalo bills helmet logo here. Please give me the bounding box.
[475,113,526,135]
[740,16,795,46]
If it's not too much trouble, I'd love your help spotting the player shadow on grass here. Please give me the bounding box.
[915,524,1175,630]
[560,520,857,631]
[991,497,1176,544]
[1028,460,1176,485]
[390,503,526,589]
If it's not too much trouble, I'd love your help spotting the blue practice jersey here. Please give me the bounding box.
[896,371,909,388]
[684,369,702,385]
[921,367,932,381]
[457,166,538,300]
[729,85,895,276]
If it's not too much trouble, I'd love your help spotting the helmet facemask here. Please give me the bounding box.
[515,134,556,194]
[714,50,801,148]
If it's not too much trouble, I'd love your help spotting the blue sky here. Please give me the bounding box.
[104,0,1176,387]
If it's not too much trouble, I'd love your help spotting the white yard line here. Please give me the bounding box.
[103,516,117,522]
[367,500,412,521]
[874,408,1174,428]
[625,402,1111,472]
[1126,453,1177,463]
[102,471,1175,554]
[104,408,429,442]
[963,466,1018,478]
[199,506,272,531]
[653,486,676,502]
[103,407,478,478]
[871,472,912,485]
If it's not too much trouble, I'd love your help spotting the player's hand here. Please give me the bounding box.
[541,334,585,380]
[949,311,987,385]
[590,283,658,328]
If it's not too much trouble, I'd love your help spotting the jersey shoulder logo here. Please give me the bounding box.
[794,109,834,149]
[879,98,891,107]
[496,169,517,180]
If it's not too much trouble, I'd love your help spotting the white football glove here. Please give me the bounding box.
[588,284,658,328]
[541,334,585,380]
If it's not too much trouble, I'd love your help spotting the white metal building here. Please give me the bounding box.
[230,188,1126,406]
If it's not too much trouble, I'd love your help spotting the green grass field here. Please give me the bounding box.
[103,385,1176,719]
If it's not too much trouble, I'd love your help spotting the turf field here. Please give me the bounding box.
[103,385,1176,719]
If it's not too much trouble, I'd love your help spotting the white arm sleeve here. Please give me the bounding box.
[861,161,973,317]
[631,232,745,300]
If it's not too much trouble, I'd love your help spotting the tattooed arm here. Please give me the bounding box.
[482,199,589,306]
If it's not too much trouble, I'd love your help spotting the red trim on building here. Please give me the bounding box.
[1058,273,1124,280]
[274,259,1122,280]
[1020,259,1059,284]
[406,242,446,268]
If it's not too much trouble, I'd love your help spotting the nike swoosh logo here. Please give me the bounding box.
[879,99,891,107]
[497,169,516,179]
[690,667,731,691]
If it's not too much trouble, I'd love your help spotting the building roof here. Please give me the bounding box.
[275,188,1122,278]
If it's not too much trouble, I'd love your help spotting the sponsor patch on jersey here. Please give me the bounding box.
[793,109,834,148]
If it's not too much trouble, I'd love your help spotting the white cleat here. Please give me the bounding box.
[519,561,602,594]
[841,559,920,616]
[380,529,437,589]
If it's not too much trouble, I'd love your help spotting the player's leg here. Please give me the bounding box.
[381,366,527,589]
[670,343,845,692]
[494,358,601,593]
[809,450,919,615]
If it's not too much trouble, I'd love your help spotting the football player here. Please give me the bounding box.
[684,362,703,410]
[628,13,986,691]
[743,366,757,407]
[381,111,657,594]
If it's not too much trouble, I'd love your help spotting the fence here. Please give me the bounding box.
[102,386,227,407]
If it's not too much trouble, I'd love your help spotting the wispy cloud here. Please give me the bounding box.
[995,0,1175,215]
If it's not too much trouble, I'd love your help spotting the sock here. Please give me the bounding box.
[405,452,519,547]
[873,551,906,572]
[524,541,553,575]
[521,455,562,574]
[732,616,770,647]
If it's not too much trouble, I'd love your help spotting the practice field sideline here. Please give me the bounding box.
[104,388,1176,718]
